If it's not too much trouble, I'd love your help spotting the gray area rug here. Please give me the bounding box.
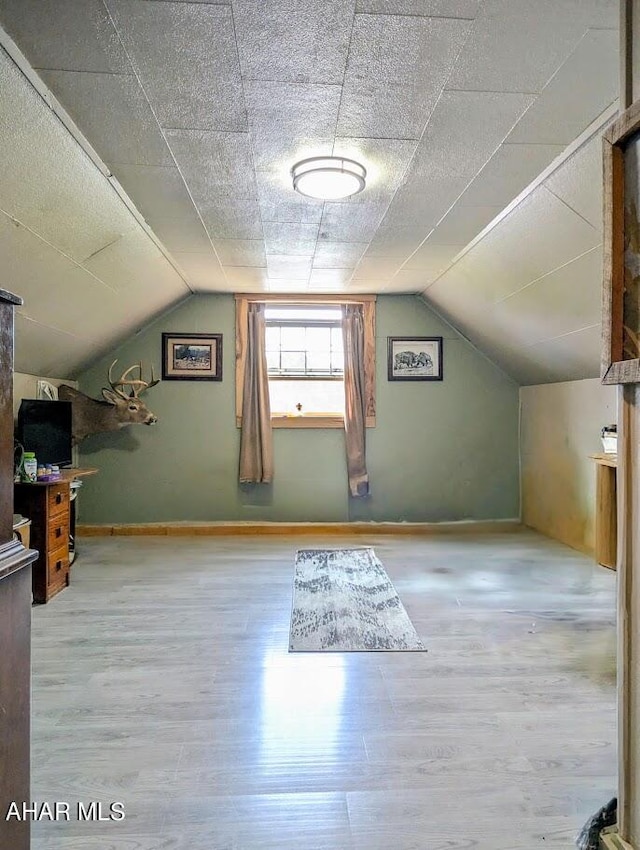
[289,547,426,652]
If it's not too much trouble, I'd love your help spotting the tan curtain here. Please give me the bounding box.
[239,303,273,484]
[342,304,370,497]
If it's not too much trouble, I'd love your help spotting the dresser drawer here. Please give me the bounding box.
[47,545,69,589]
[48,483,70,518]
[47,513,69,552]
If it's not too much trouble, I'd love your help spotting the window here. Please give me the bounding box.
[265,306,345,418]
[235,295,376,429]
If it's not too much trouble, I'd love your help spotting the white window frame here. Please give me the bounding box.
[235,294,376,429]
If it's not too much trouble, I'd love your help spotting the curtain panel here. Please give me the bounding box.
[239,303,273,484]
[342,304,370,497]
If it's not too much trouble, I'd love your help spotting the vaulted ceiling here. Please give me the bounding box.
[0,0,619,382]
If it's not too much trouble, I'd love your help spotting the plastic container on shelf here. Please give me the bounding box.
[22,452,37,482]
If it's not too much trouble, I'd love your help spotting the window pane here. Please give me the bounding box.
[331,327,343,350]
[269,379,345,415]
[307,350,331,372]
[265,326,280,350]
[330,351,344,373]
[266,307,342,322]
[281,326,305,349]
[281,351,305,372]
[306,326,330,352]
[266,350,280,371]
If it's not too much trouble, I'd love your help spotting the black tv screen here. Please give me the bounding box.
[17,399,73,467]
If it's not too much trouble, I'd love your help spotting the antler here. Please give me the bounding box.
[108,360,160,398]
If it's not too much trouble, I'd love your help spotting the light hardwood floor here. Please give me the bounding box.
[30,530,616,850]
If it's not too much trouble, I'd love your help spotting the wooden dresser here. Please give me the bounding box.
[15,479,71,603]
[0,288,38,850]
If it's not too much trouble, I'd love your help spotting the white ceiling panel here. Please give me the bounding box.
[245,81,341,170]
[446,0,592,93]
[266,279,310,293]
[427,205,504,246]
[214,239,266,268]
[82,229,189,297]
[352,257,403,281]
[0,51,138,263]
[105,0,246,132]
[521,324,602,384]
[308,268,354,288]
[266,255,313,280]
[456,143,566,209]
[312,241,368,269]
[232,0,354,84]
[336,14,470,139]
[332,138,419,206]
[355,0,480,16]
[172,252,228,292]
[256,171,324,226]
[506,29,618,146]
[382,178,469,232]
[144,214,213,255]
[425,188,600,302]
[113,165,197,222]
[0,0,130,73]
[39,70,172,167]
[164,129,257,201]
[492,246,603,348]
[403,243,463,275]
[544,134,603,232]
[13,312,88,378]
[263,221,319,256]
[223,266,270,290]
[365,226,427,259]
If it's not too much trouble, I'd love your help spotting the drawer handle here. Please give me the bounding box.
[55,493,64,505]
[55,560,62,571]
[55,527,62,538]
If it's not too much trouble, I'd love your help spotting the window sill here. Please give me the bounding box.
[236,415,375,429]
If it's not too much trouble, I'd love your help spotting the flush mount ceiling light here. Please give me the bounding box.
[291,156,366,201]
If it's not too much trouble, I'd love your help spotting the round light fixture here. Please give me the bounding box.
[291,156,366,201]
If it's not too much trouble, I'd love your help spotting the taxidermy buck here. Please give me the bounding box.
[59,360,159,444]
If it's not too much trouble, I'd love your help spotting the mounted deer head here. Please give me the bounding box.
[59,360,160,444]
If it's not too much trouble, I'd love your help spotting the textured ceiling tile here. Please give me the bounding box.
[263,221,319,256]
[0,51,138,263]
[172,252,229,292]
[506,30,618,146]
[105,0,246,131]
[382,177,468,229]
[257,171,326,226]
[409,91,534,184]
[232,0,354,84]
[457,143,565,209]
[308,268,354,288]
[312,241,368,269]
[163,130,257,200]
[245,81,341,170]
[0,0,130,73]
[319,202,387,242]
[493,246,602,347]
[266,255,313,279]
[337,15,470,139]
[446,2,588,93]
[544,135,602,232]
[427,205,503,246]
[266,279,310,292]
[197,199,264,240]
[365,226,427,259]
[213,239,266,267]
[332,138,418,206]
[389,268,435,291]
[355,0,480,16]
[39,70,172,167]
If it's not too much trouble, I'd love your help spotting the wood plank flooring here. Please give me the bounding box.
[30,530,617,850]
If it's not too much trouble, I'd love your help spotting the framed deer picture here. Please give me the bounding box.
[162,333,223,381]
[603,98,640,383]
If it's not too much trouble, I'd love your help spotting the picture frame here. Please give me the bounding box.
[602,98,640,383]
[161,333,222,381]
[387,336,443,381]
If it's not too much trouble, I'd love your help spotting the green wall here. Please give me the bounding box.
[77,294,519,523]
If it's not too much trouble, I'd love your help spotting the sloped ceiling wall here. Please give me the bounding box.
[421,119,612,386]
[0,46,192,378]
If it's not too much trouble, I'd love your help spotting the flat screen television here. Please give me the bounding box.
[17,399,73,467]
